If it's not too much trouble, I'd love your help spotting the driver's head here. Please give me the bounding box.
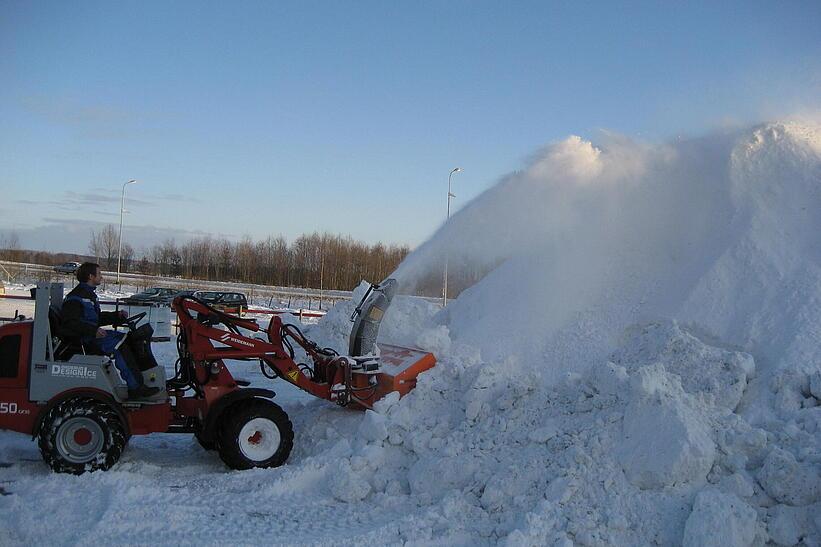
[77,262,103,287]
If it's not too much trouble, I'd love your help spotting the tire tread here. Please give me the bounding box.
[37,397,126,475]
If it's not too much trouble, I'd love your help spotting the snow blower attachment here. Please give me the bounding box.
[346,279,436,407]
[175,278,435,409]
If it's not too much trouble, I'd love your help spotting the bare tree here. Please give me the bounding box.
[88,225,118,269]
[88,229,102,262]
[121,243,135,273]
[0,231,22,262]
[99,225,119,270]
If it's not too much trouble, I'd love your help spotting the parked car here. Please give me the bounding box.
[193,291,248,312]
[53,262,81,274]
[121,287,195,305]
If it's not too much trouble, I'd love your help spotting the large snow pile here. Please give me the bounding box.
[308,121,820,544]
[1,121,819,546]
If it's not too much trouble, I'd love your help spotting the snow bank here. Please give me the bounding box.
[395,122,820,389]
[326,120,820,543]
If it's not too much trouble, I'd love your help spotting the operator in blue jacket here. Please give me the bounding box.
[60,262,160,399]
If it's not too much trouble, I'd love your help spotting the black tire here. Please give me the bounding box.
[37,397,127,475]
[195,429,217,451]
[216,399,293,470]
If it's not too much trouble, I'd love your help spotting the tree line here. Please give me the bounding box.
[3,229,491,298]
[90,228,410,291]
[1,227,411,291]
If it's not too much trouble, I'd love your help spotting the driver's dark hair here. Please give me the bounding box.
[76,262,100,283]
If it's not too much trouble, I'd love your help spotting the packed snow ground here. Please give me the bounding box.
[1,120,820,545]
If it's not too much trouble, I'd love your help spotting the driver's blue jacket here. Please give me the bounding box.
[60,282,120,343]
[60,282,140,389]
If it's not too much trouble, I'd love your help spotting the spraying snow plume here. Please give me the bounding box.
[394,121,821,383]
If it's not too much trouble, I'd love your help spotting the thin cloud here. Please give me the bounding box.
[3,217,237,254]
[64,190,156,207]
[14,191,157,210]
[20,95,133,140]
[158,192,202,203]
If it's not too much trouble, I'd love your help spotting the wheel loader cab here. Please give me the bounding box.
[26,282,166,405]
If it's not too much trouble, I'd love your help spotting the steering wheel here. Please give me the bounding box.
[121,311,147,330]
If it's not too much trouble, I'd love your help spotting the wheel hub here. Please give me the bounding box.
[56,417,105,464]
[73,428,93,446]
[238,418,280,462]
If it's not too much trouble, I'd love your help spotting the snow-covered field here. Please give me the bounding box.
[1,120,820,545]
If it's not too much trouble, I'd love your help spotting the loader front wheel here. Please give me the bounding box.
[217,399,293,470]
[38,397,127,475]
[195,429,217,451]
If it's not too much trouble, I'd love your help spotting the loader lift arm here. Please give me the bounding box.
[172,280,431,409]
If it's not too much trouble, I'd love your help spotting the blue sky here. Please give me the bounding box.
[1,1,820,254]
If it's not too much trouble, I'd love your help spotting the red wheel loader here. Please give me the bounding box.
[0,279,434,474]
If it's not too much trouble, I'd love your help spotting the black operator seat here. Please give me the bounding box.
[47,305,85,361]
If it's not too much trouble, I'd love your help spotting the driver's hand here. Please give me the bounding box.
[96,328,107,338]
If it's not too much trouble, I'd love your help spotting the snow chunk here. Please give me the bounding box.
[528,421,559,444]
[810,371,821,400]
[613,321,754,411]
[357,410,388,443]
[617,365,716,489]
[683,489,758,547]
[717,473,755,499]
[329,463,372,502]
[408,456,477,498]
[765,503,821,546]
[756,448,821,506]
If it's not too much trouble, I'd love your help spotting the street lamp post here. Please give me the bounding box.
[443,167,462,306]
[117,179,137,284]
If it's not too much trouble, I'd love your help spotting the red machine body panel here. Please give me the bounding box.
[127,402,173,435]
[0,320,38,434]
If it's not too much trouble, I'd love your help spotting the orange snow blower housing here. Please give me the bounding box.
[175,278,435,410]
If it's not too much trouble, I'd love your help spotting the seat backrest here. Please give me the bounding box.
[49,304,86,360]
[48,305,62,340]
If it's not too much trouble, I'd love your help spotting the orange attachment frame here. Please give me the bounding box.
[173,297,435,410]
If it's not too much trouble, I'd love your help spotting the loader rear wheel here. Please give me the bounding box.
[38,397,127,475]
[217,399,293,470]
